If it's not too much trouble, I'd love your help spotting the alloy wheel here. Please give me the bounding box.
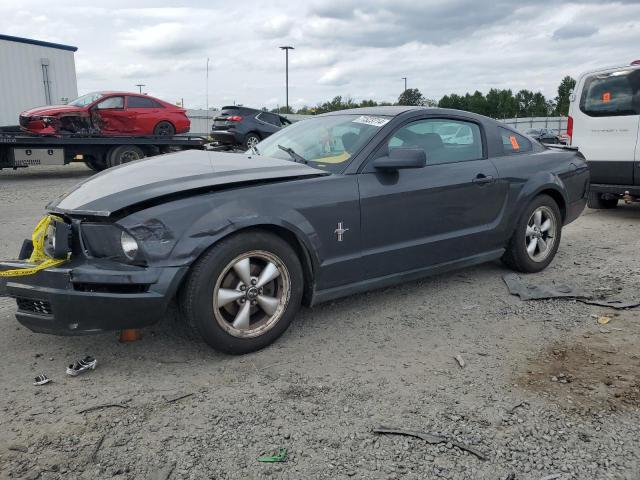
[246,136,259,148]
[212,250,291,338]
[524,206,557,262]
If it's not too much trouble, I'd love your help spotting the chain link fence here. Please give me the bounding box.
[500,117,568,134]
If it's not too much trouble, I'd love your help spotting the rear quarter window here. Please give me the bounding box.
[579,69,640,117]
[127,96,163,108]
[499,127,532,154]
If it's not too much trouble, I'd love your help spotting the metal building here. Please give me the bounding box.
[0,34,78,126]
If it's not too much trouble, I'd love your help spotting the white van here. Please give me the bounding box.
[568,61,640,208]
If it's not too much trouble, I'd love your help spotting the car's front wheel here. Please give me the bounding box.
[502,194,562,273]
[180,231,304,354]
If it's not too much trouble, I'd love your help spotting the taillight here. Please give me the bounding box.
[227,115,243,122]
[566,115,573,145]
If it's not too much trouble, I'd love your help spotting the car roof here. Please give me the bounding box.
[220,105,262,113]
[318,106,496,123]
[576,63,640,80]
[319,106,424,117]
[99,91,149,96]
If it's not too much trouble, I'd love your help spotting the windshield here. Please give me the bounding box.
[254,114,389,172]
[68,92,104,107]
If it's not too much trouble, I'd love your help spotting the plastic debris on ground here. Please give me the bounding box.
[257,448,287,463]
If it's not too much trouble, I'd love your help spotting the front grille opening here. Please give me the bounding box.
[73,283,149,294]
[16,298,52,315]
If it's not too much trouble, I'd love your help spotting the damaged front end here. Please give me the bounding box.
[20,111,100,135]
[0,213,188,335]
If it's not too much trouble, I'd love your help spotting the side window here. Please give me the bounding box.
[95,96,124,109]
[127,96,162,108]
[257,112,282,127]
[580,69,640,117]
[499,127,532,154]
[385,118,483,164]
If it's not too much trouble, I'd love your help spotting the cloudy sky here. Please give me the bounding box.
[1,0,639,110]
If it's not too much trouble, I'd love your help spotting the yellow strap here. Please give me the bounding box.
[0,258,68,277]
[0,215,69,277]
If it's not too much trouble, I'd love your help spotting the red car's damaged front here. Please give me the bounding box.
[19,91,190,136]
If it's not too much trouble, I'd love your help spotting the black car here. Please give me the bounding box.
[525,128,565,144]
[211,106,292,150]
[0,107,589,354]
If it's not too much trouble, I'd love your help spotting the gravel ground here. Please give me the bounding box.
[1,164,639,480]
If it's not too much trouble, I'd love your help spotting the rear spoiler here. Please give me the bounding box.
[543,143,579,151]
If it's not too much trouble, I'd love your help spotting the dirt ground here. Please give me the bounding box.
[1,164,639,479]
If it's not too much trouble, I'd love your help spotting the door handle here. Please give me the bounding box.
[472,174,494,185]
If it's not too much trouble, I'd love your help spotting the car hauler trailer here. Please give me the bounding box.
[0,130,207,172]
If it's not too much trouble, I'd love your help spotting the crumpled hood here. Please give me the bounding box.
[21,105,84,117]
[48,150,328,216]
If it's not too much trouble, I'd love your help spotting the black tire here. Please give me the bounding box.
[179,230,304,354]
[587,192,618,209]
[106,145,145,168]
[154,121,175,136]
[502,194,562,273]
[242,133,261,150]
[84,154,107,172]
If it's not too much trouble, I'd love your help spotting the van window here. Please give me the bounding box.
[579,69,640,117]
[499,128,532,154]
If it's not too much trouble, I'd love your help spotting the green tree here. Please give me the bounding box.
[554,75,576,116]
[465,90,489,115]
[515,89,535,116]
[398,88,425,106]
[531,92,550,116]
[438,93,467,110]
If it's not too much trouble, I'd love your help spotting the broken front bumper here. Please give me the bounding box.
[0,259,187,335]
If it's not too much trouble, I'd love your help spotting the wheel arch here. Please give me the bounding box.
[245,131,262,139]
[183,222,318,307]
[517,173,568,222]
[503,175,569,246]
[154,120,176,133]
[537,187,567,222]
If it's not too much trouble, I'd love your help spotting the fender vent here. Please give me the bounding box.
[16,298,52,315]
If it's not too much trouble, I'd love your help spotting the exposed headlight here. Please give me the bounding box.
[120,231,139,260]
[44,222,56,257]
[43,218,71,259]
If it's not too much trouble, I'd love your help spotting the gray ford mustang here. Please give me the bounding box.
[0,107,589,354]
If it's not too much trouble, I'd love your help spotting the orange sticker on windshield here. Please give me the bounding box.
[602,92,611,102]
[509,135,520,150]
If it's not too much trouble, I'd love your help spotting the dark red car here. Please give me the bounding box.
[19,91,190,136]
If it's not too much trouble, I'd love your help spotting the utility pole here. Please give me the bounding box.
[136,84,145,94]
[279,46,294,113]
[206,57,210,124]
[401,77,407,92]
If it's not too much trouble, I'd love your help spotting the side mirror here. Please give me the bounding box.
[372,148,426,171]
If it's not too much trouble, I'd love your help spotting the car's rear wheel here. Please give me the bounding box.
[243,133,261,150]
[180,231,303,354]
[587,192,618,209]
[154,121,175,136]
[106,145,145,168]
[502,194,562,273]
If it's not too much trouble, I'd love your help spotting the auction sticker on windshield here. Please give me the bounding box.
[352,115,390,127]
